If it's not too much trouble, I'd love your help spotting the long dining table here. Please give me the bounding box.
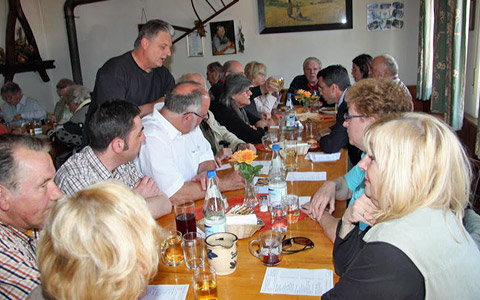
[152,115,347,299]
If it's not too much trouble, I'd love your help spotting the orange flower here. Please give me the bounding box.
[296,89,305,95]
[303,91,312,98]
[230,149,257,164]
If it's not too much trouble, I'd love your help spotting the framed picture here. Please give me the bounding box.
[187,31,204,57]
[258,0,353,34]
[210,20,237,55]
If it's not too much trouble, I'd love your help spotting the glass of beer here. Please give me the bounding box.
[193,265,218,300]
[174,201,197,236]
[284,139,298,171]
[284,194,300,224]
[161,230,184,267]
[271,75,284,91]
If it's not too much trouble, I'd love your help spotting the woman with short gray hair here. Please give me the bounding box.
[211,73,267,144]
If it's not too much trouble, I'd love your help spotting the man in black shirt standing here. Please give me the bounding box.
[90,19,175,117]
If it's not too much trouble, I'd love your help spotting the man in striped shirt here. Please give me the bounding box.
[0,135,62,299]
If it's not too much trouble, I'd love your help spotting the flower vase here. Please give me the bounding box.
[303,101,310,113]
[243,178,258,208]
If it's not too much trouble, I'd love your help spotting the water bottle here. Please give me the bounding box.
[285,93,294,110]
[268,145,287,230]
[203,170,226,237]
[285,93,296,130]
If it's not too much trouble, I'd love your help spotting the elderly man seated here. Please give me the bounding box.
[287,57,329,106]
[48,84,91,149]
[0,134,63,299]
[370,54,413,109]
[55,100,171,218]
[137,82,245,204]
[1,82,46,126]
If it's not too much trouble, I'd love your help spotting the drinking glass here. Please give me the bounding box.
[284,194,300,224]
[182,232,205,269]
[193,265,218,300]
[284,139,298,171]
[271,75,284,91]
[160,230,184,266]
[249,229,283,266]
[174,201,197,236]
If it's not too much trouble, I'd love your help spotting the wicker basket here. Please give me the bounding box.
[198,217,265,239]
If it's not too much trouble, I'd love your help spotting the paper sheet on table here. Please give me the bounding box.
[251,161,271,175]
[260,267,333,296]
[216,163,232,171]
[286,172,326,181]
[305,152,341,162]
[299,196,311,207]
[139,285,189,300]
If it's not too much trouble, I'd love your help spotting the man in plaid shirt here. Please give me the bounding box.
[0,135,63,299]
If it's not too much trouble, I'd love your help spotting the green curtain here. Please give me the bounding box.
[417,0,434,100]
[431,0,470,130]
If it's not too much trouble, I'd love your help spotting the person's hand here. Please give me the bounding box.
[219,170,245,191]
[214,148,233,168]
[255,119,269,129]
[191,172,209,191]
[13,114,22,121]
[134,176,160,198]
[237,143,256,153]
[308,181,336,220]
[342,194,378,227]
[260,112,271,121]
[47,113,56,123]
[260,77,279,94]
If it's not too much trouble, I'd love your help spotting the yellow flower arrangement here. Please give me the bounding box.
[295,89,313,112]
[230,150,263,182]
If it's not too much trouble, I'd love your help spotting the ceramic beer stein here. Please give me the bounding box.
[205,232,238,275]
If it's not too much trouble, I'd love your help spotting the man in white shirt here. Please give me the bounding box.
[137,82,244,204]
[1,82,46,126]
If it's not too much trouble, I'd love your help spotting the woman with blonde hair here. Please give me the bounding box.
[33,181,163,300]
[322,113,480,299]
[244,61,280,114]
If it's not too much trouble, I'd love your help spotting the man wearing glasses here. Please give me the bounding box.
[55,100,171,219]
[137,82,245,204]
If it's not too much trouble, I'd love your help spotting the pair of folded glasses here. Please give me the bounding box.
[281,236,314,255]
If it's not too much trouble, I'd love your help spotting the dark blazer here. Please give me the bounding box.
[211,103,265,144]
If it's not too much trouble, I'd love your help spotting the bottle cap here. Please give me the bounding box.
[287,93,292,97]
[207,170,217,178]
[272,144,280,151]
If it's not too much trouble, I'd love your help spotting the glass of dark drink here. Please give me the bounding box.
[174,201,197,236]
[249,229,283,266]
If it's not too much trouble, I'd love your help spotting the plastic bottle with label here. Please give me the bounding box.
[285,93,296,130]
[203,170,226,237]
[268,144,287,225]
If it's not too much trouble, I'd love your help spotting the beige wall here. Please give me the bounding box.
[2,0,423,114]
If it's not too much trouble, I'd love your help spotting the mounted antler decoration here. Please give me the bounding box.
[172,0,239,44]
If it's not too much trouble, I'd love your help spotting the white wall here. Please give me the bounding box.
[1,0,421,113]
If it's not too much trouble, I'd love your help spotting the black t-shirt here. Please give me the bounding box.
[322,221,425,300]
[91,51,175,107]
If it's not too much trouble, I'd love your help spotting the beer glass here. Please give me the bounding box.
[160,230,184,266]
[193,265,218,300]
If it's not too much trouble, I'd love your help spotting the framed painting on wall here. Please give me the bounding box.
[210,20,237,55]
[258,0,353,34]
[187,31,204,57]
